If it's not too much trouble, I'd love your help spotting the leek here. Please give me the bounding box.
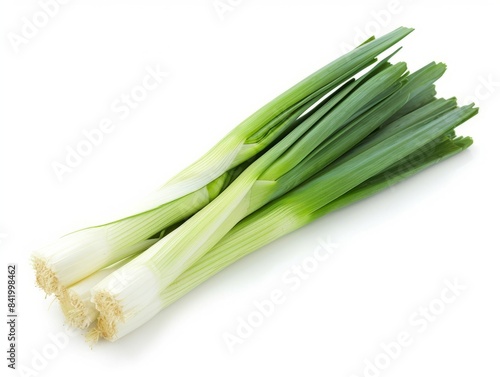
[30,27,479,346]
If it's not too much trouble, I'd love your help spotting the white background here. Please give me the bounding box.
[1,1,499,376]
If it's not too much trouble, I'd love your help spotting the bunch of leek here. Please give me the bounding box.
[31,27,478,343]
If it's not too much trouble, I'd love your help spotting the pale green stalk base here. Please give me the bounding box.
[33,237,158,297]
[58,255,141,329]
